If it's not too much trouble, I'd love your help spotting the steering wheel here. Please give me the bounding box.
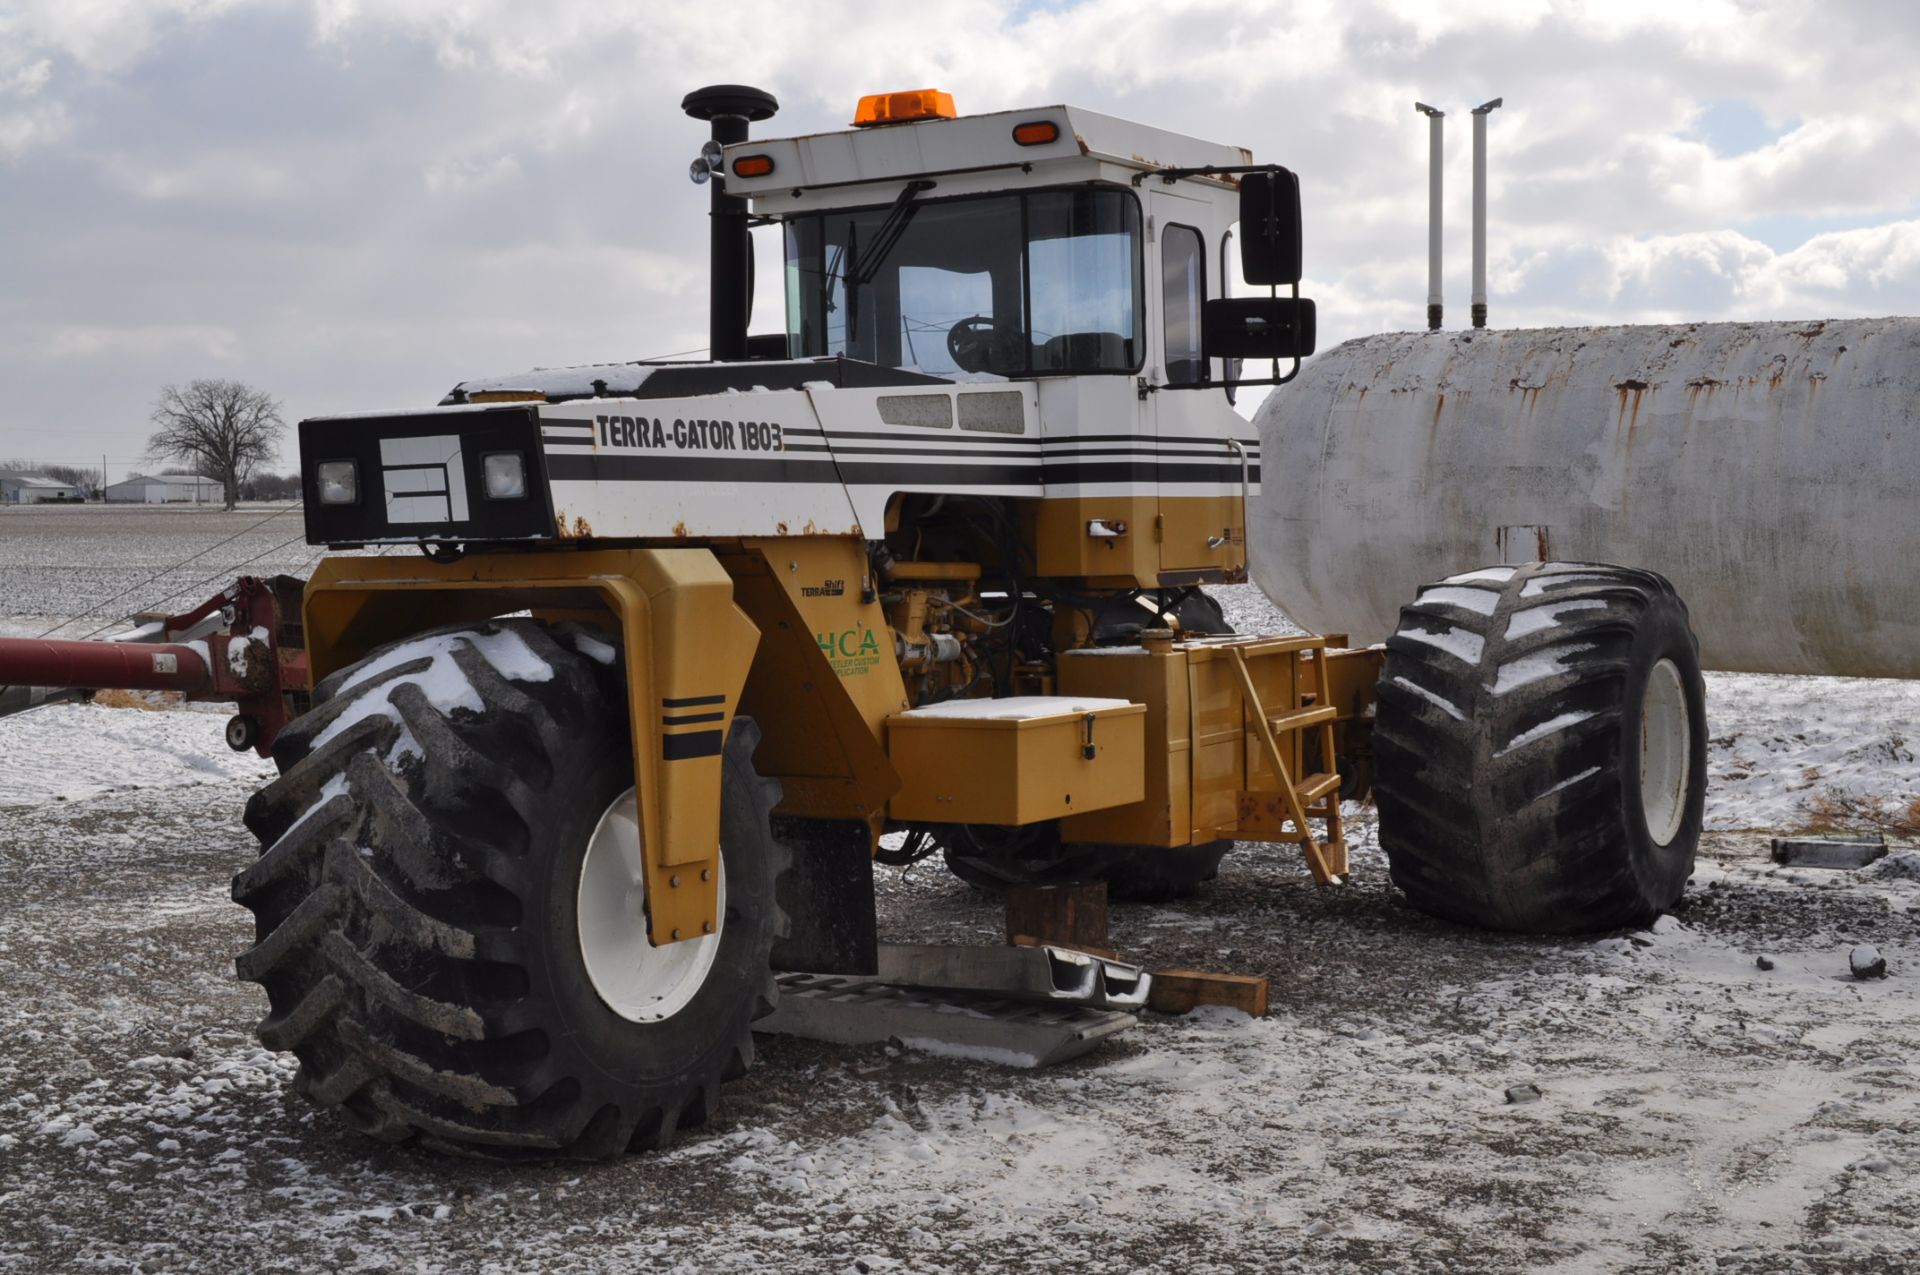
[946,316,1022,374]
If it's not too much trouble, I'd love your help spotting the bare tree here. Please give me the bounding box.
[147,379,286,511]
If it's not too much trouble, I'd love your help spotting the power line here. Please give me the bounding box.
[27,503,300,640]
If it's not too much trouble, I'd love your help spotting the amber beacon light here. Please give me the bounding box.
[852,89,957,126]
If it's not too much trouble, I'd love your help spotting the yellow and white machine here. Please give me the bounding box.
[215,85,1709,1158]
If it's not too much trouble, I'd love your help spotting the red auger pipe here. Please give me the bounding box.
[0,636,211,692]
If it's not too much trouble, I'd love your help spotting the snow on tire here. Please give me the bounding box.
[1373,562,1706,933]
[231,619,786,1159]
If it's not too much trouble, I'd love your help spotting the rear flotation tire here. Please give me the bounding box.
[1373,562,1706,934]
[940,825,1232,903]
[232,620,786,1159]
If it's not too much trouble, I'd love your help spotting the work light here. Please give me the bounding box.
[317,460,357,505]
[483,451,527,500]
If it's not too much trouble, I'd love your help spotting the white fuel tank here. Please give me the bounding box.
[1252,317,1920,678]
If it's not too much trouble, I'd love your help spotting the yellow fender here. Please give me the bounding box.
[302,548,760,945]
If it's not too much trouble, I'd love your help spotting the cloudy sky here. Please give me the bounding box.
[3,0,1918,478]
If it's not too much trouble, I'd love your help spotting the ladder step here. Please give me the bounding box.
[1267,705,1337,733]
[1295,772,1342,803]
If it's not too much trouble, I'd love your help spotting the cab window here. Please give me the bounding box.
[1161,223,1205,386]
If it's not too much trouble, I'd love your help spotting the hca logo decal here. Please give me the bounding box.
[817,627,881,660]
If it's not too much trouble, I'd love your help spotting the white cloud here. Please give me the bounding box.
[102,151,295,201]
[0,102,69,155]
[22,322,240,362]
[3,0,1920,463]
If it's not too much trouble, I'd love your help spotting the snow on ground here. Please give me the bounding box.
[0,701,275,808]
[1,539,1918,1272]
[1702,672,1920,832]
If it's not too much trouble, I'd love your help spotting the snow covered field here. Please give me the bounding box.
[1,510,1917,1273]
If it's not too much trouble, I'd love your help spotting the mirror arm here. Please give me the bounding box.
[1129,163,1287,187]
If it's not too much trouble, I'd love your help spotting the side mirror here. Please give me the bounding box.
[1240,168,1302,286]
[1203,297,1316,363]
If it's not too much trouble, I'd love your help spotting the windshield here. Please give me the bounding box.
[784,188,1142,378]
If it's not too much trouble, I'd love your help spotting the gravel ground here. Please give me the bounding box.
[1,514,1917,1273]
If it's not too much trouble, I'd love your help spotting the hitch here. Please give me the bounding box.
[0,575,310,756]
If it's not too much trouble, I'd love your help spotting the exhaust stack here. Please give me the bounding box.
[1470,98,1503,329]
[1414,103,1444,331]
[682,85,779,363]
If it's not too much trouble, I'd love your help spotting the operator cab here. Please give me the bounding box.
[726,89,1313,393]
[783,186,1142,380]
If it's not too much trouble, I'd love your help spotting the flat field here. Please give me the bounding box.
[1,505,1916,1274]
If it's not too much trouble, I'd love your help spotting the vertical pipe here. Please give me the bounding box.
[1471,98,1503,330]
[681,86,779,363]
[708,113,750,362]
[1415,103,1444,331]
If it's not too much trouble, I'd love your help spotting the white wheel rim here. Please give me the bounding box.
[576,788,725,1023]
[1639,658,1690,847]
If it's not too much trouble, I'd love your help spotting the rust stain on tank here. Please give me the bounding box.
[672,521,690,538]
[1614,379,1649,446]
[569,515,591,538]
[1685,376,1722,406]
[553,510,593,540]
[775,521,789,535]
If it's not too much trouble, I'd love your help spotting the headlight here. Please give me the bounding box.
[317,460,358,505]
[483,451,527,500]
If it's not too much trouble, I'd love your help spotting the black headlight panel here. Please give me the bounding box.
[299,406,555,545]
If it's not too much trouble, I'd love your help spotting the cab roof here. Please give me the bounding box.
[721,103,1252,208]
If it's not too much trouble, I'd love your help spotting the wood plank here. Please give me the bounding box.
[1146,969,1270,1017]
[1005,882,1108,952]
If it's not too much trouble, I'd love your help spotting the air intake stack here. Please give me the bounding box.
[682,85,779,363]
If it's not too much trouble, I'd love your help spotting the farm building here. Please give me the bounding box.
[0,472,81,504]
[105,474,222,504]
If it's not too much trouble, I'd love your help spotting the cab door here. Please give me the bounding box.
[1149,190,1245,579]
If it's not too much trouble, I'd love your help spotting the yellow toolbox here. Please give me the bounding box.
[886,696,1146,825]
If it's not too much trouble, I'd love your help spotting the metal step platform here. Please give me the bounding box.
[874,942,1151,1010]
[759,971,1138,1068]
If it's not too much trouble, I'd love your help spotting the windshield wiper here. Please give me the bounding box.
[849,179,934,289]
[820,234,849,316]
[843,179,933,351]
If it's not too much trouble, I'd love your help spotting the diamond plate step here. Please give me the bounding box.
[759,972,1137,1068]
